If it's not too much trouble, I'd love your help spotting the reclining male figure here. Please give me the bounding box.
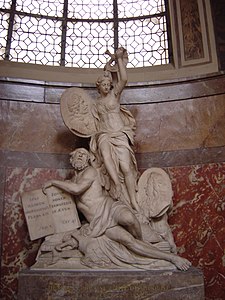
[43,148,191,271]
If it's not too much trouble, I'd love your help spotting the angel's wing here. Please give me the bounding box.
[137,168,173,219]
[60,87,97,138]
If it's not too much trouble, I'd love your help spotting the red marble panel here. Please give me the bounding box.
[168,163,225,299]
[1,167,72,299]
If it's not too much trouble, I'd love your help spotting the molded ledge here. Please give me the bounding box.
[18,267,205,300]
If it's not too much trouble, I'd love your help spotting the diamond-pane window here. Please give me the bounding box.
[68,0,113,19]
[0,0,11,9]
[65,21,114,68]
[0,0,171,68]
[16,0,64,17]
[117,0,165,18]
[10,15,62,65]
[0,12,9,59]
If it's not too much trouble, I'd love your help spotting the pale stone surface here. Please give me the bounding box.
[61,47,138,212]
[31,148,190,271]
[21,187,81,240]
[61,87,97,137]
[21,189,54,240]
[22,48,191,272]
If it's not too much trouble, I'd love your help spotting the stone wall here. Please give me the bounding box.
[0,74,224,299]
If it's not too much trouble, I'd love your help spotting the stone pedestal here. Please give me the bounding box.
[18,267,204,299]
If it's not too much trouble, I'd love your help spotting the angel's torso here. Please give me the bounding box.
[96,91,124,132]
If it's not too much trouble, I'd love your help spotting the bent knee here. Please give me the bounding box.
[122,211,138,226]
[120,162,132,174]
[106,225,135,241]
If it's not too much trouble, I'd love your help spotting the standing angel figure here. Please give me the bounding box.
[61,47,140,212]
[90,47,139,211]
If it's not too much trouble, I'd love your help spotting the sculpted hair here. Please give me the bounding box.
[70,148,90,162]
[96,71,113,92]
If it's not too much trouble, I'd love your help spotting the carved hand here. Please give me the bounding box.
[116,47,126,59]
[42,181,53,194]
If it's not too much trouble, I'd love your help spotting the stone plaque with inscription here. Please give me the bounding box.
[21,186,81,240]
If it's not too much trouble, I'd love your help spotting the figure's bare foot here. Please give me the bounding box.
[170,255,192,271]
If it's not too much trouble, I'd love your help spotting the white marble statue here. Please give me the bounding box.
[40,148,191,271]
[61,47,139,212]
[28,48,191,271]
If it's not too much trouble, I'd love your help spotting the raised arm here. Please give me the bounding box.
[115,47,128,95]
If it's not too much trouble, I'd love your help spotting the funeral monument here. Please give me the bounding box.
[19,48,204,299]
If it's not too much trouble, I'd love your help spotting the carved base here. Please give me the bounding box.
[18,267,204,299]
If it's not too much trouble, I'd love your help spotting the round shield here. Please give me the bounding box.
[137,168,173,219]
[60,87,97,138]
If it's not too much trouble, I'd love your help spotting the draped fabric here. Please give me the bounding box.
[80,198,132,238]
[90,104,138,196]
[78,228,174,270]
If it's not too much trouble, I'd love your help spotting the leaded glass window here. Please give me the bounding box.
[0,0,171,68]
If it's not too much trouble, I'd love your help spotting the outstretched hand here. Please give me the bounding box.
[42,181,53,194]
[115,47,126,59]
